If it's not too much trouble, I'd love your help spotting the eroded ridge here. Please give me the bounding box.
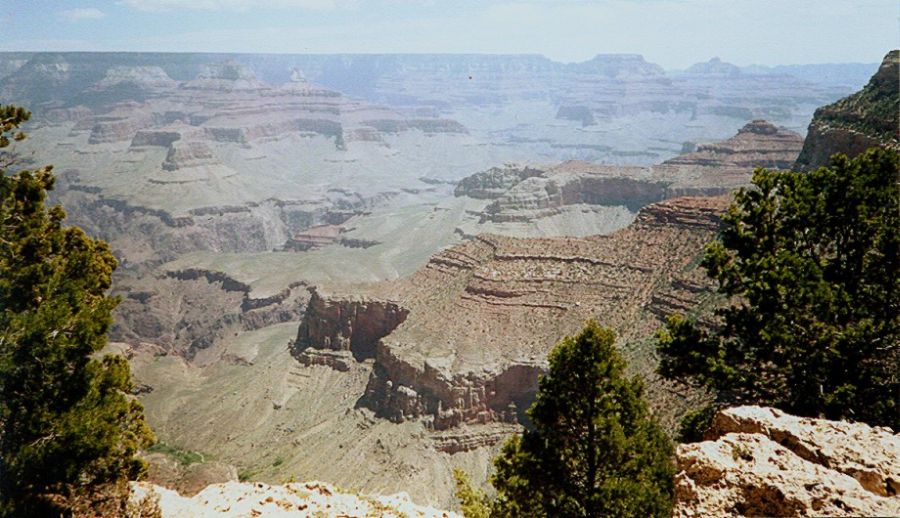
[296,196,730,430]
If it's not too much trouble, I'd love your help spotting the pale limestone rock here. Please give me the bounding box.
[130,480,461,518]
[673,406,900,517]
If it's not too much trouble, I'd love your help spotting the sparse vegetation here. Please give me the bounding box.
[147,442,204,467]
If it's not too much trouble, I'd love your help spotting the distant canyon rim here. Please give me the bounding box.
[0,50,884,507]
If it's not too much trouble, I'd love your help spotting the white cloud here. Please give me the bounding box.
[118,0,342,12]
[58,8,107,21]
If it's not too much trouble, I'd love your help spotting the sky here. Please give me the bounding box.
[0,0,897,68]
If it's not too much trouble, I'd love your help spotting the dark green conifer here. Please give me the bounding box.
[491,321,674,518]
[0,105,155,516]
[658,149,900,428]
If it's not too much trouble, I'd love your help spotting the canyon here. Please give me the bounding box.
[1,50,891,510]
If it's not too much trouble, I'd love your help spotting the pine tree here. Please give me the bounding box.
[657,149,900,428]
[491,321,674,518]
[0,105,155,516]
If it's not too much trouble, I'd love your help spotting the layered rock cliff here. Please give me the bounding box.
[458,120,801,226]
[673,406,899,517]
[796,50,899,169]
[294,288,409,364]
[295,196,728,431]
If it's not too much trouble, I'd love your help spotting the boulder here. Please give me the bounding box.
[673,406,900,517]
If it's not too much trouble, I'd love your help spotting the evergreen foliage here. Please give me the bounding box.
[0,105,155,516]
[452,469,491,518]
[490,321,674,518]
[657,149,900,428]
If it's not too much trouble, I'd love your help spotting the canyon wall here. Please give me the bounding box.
[796,50,899,170]
[294,196,728,431]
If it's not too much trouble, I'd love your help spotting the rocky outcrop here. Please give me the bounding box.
[283,224,343,251]
[796,50,899,169]
[483,172,668,219]
[294,196,727,430]
[454,164,546,199]
[89,111,159,144]
[362,119,468,134]
[183,60,267,92]
[294,288,409,362]
[131,129,182,147]
[130,480,460,518]
[90,65,176,92]
[571,53,665,78]
[664,119,803,170]
[162,140,219,171]
[460,121,801,226]
[673,406,900,517]
[430,424,520,454]
[684,57,742,77]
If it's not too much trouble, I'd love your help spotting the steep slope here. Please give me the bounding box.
[294,196,729,432]
[796,50,899,169]
[673,406,899,517]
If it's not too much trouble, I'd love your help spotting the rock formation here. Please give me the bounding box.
[283,224,344,251]
[458,121,802,226]
[673,406,900,517]
[295,288,410,362]
[684,57,742,77]
[90,65,177,92]
[796,50,899,169]
[295,196,729,430]
[453,164,545,199]
[130,480,460,517]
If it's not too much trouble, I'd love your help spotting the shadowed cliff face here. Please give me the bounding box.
[796,50,900,170]
[294,288,410,362]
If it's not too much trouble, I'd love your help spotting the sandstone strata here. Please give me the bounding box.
[295,288,409,362]
[295,196,729,430]
[459,121,801,224]
[673,406,900,517]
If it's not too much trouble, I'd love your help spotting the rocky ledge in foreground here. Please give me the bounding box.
[673,406,899,517]
[131,480,460,518]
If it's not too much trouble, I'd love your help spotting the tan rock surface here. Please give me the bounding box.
[460,121,802,229]
[131,480,461,518]
[673,406,900,517]
[296,195,729,431]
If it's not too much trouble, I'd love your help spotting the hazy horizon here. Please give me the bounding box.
[2,0,897,69]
